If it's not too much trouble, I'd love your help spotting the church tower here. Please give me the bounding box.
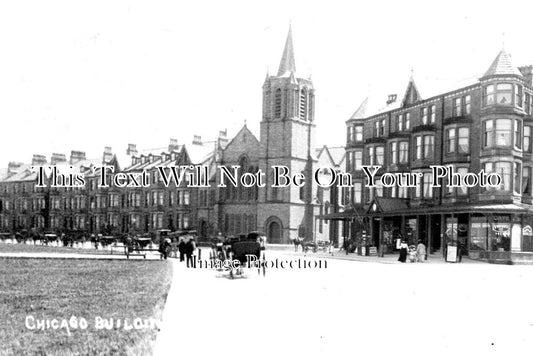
[258,25,318,243]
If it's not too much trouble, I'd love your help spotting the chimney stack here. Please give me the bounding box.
[192,135,202,145]
[218,129,229,146]
[69,151,86,165]
[103,146,113,164]
[7,162,23,176]
[51,153,67,165]
[519,65,533,87]
[31,154,47,166]
[386,94,397,105]
[127,143,138,156]
[168,138,179,152]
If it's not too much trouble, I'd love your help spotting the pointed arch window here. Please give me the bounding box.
[274,88,282,118]
[299,88,307,120]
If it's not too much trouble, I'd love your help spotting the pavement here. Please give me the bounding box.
[153,249,533,356]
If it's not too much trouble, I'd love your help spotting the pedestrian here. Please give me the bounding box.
[416,240,427,262]
[186,238,196,268]
[328,241,334,256]
[398,240,408,263]
[178,238,186,262]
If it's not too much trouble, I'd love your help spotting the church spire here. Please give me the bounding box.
[277,25,296,76]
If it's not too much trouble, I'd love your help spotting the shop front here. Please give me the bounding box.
[366,198,533,264]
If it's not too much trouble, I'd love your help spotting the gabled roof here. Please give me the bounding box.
[277,25,296,77]
[401,77,422,107]
[483,49,522,77]
[350,97,369,120]
[222,124,259,153]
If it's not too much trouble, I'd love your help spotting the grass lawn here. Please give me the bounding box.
[0,258,173,356]
[0,243,125,255]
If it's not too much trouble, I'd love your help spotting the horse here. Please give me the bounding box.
[292,237,304,252]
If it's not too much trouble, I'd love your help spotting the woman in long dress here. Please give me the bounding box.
[398,240,408,263]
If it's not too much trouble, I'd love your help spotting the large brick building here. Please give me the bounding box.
[343,49,533,263]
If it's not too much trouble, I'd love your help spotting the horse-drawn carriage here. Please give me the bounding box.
[218,232,266,278]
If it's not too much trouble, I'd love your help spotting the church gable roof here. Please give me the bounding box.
[222,125,260,159]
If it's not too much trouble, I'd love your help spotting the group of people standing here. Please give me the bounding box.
[398,240,426,263]
[178,237,197,267]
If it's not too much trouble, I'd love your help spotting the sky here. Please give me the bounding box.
[1,0,533,169]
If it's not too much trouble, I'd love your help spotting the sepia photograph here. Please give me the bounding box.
[1,1,533,355]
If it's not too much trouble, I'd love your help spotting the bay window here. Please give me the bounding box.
[347,126,354,143]
[355,126,363,142]
[423,173,433,198]
[423,135,434,159]
[354,150,362,170]
[390,142,397,165]
[458,127,469,153]
[415,136,423,159]
[376,147,384,165]
[483,162,512,191]
[367,147,374,165]
[483,83,513,106]
[514,119,522,149]
[446,128,456,153]
[524,126,532,152]
[514,162,521,194]
[483,118,513,148]
[516,84,523,108]
[399,141,409,163]
[523,167,531,195]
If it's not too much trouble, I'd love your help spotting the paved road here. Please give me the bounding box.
[154,250,533,356]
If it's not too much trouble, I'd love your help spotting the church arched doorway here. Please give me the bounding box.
[266,217,282,244]
[199,220,208,238]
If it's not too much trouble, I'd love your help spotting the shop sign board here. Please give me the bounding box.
[446,245,457,263]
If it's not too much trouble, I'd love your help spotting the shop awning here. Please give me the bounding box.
[368,201,533,216]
